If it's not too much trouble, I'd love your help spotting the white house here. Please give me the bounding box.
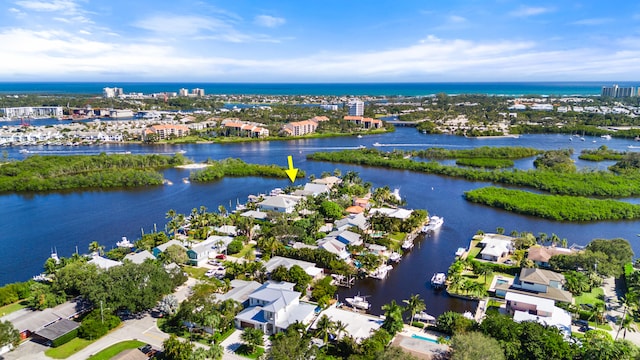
[234,281,317,335]
[478,234,514,262]
[369,207,413,220]
[334,213,368,231]
[258,195,301,213]
[264,256,324,279]
[88,255,122,270]
[507,292,572,338]
[123,250,155,264]
[317,238,351,261]
[187,236,233,266]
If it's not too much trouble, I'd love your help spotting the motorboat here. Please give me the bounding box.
[389,252,402,263]
[431,272,446,288]
[373,142,381,147]
[402,239,414,250]
[455,247,466,257]
[357,135,363,138]
[19,149,29,154]
[357,145,366,149]
[414,311,437,323]
[601,134,612,140]
[345,294,371,310]
[182,177,190,184]
[422,215,444,232]
[116,236,134,248]
[369,264,393,279]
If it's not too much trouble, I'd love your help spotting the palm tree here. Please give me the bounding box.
[334,320,348,341]
[403,294,426,325]
[616,293,638,340]
[381,300,404,334]
[88,241,104,256]
[240,328,264,354]
[475,264,493,284]
[315,314,335,344]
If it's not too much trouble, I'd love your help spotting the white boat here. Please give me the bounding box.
[357,145,366,149]
[422,216,444,232]
[163,179,173,186]
[182,177,190,184]
[19,149,29,154]
[629,145,640,149]
[389,252,402,263]
[370,265,393,279]
[455,247,466,257]
[414,311,436,323]
[116,236,134,248]
[392,188,401,202]
[431,272,446,288]
[357,135,363,138]
[177,149,187,154]
[373,142,381,147]
[402,239,414,250]
[345,294,371,310]
[601,134,612,140]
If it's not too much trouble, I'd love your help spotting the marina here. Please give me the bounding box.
[2,128,640,317]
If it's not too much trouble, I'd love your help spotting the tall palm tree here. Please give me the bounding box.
[315,314,335,344]
[616,293,638,340]
[403,294,426,325]
[334,320,348,341]
[381,300,404,334]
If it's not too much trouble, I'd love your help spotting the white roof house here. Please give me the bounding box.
[292,183,331,197]
[311,306,382,343]
[479,234,514,262]
[214,225,238,236]
[335,213,368,231]
[265,256,324,278]
[240,210,268,220]
[123,250,155,264]
[508,292,572,338]
[317,238,350,260]
[370,207,413,220]
[234,281,316,335]
[334,230,363,246]
[258,195,301,213]
[88,255,122,270]
[312,176,342,187]
[187,236,233,266]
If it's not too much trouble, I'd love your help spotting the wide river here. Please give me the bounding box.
[2,128,640,316]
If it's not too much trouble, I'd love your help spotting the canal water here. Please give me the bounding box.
[2,128,640,316]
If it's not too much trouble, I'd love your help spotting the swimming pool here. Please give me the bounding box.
[411,334,439,344]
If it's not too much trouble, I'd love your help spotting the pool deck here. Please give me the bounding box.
[393,325,449,359]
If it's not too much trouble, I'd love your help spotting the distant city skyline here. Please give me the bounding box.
[2,1,640,82]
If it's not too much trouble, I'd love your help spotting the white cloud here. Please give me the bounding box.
[509,6,553,17]
[14,0,77,12]
[0,27,638,81]
[254,15,285,28]
[449,15,467,23]
[134,15,227,36]
[570,18,612,26]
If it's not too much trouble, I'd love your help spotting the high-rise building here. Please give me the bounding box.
[601,84,636,98]
[103,87,123,98]
[348,99,364,116]
[179,88,189,97]
[192,88,205,97]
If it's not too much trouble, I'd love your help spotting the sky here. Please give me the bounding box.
[2,0,640,82]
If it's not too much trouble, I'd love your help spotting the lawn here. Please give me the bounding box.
[575,287,605,306]
[183,266,208,279]
[0,300,28,316]
[236,345,265,359]
[45,337,93,359]
[236,244,256,260]
[466,241,482,259]
[87,340,146,360]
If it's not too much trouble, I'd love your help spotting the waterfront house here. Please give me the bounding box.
[240,210,269,221]
[152,240,187,258]
[334,230,363,246]
[317,238,351,261]
[292,182,330,197]
[214,225,238,236]
[258,195,301,213]
[312,176,342,187]
[187,236,233,267]
[478,234,514,262]
[369,207,413,220]
[234,281,317,335]
[527,246,576,268]
[310,305,383,343]
[495,268,573,304]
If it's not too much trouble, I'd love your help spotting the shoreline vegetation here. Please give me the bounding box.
[464,187,640,221]
[307,148,640,198]
[0,154,298,192]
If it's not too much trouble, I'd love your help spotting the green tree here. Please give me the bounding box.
[268,328,316,360]
[161,244,188,264]
[0,320,19,350]
[240,327,264,354]
[403,293,426,325]
[162,334,194,360]
[88,241,104,255]
[450,331,505,360]
[319,201,344,221]
[315,314,335,344]
[381,300,404,335]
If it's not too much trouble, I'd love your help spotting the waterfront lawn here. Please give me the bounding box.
[183,266,208,279]
[87,340,146,360]
[0,300,28,316]
[45,337,93,359]
[466,240,482,259]
[388,232,406,251]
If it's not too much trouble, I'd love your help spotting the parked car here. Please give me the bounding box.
[215,254,227,260]
[205,269,216,277]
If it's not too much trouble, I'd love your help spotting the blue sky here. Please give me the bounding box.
[2,0,640,82]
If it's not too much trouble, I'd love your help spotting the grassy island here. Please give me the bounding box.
[579,146,626,162]
[307,149,640,197]
[412,146,541,159]
[0,153,187,193]
[190,158,305,182]
[464,187,640,221]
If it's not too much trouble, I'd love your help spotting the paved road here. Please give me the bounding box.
[602,276,640,344]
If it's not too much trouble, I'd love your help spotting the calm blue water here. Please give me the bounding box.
[3,128,640,316]
[0,82,629,96]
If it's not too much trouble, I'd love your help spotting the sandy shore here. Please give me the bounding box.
[176,163,210,169]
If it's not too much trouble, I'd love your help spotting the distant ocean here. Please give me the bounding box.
[0,81,636,96]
